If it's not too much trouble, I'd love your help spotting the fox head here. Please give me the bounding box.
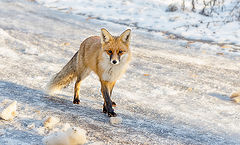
[100,28,131,65]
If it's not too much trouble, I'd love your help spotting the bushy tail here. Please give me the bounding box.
[47,52,78,94]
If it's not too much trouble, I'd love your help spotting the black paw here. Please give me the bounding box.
[112,101,116,107]
[73,99,80,104]
[103,105,107,114]
[108,112,117,117]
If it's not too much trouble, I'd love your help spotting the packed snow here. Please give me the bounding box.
[109,117,122,125]
[0,0,240,144]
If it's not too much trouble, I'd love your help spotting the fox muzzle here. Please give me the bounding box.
[110,54,120,65]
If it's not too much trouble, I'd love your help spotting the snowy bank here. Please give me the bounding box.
[37,0,240,45]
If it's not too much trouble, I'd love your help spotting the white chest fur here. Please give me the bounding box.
[100,53,129,82]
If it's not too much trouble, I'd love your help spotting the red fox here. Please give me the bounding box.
[48,28,132,117]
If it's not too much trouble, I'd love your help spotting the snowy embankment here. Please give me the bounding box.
[37,0,240,46]
[0,0,240,144]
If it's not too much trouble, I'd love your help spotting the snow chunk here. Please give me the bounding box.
[43,131,69,145]
[230,91,240,103]
[232,96,240,103]
[43,127,87,145]
[27,123,35,129]
[36,127,45,135]
[66,127,87,145]
[44,116,60,129]
[61,123,71,131]
[109,117,122,125]
[0,99,17,120]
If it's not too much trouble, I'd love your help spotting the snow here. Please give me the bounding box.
[61,123,71,131]
[109,117,122,125]
[44,116,60,129]
[42,127,87,145]
[0,0,240,144]
[0,99,17,120]
[36,0,240,45]
[231,90,240,103]
[66,127,87,145]
[232,96,240,103]
[43,131,69,145]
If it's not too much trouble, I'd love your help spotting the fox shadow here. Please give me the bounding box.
[0,80,238,144]
[208,92,232,101]
[0,80,108,122]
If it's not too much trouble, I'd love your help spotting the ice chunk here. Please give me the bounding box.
[44,116,60,129]
[0,99,17,120]
[42,127,87,145]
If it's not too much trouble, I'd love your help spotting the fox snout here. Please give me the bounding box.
[112,60,118,64]
[110,54,120,65]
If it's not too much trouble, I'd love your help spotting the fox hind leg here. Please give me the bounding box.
[73,68,91,104]
[73,78,81,104]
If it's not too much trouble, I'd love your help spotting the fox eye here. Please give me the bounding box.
[108,50,112,54]
[119,50,123,54]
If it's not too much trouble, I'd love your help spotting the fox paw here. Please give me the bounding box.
[73,99,80,104]
[103,106,107,114]
[103,106,117,117]
[108,112,117,117]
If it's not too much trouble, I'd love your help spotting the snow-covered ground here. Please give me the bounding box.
[36,0,240,46]
[0,0,240,144]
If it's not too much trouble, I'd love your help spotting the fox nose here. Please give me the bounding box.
[112,60,117,64]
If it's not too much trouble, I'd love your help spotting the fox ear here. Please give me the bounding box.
[100,28,112,44]
[120,29,131,44]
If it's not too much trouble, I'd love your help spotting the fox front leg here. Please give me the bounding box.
[103,89,116,113]
[104,81,117,108]
[109,82,117,107]
[102,81,116,114]
[101,81,117,117]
